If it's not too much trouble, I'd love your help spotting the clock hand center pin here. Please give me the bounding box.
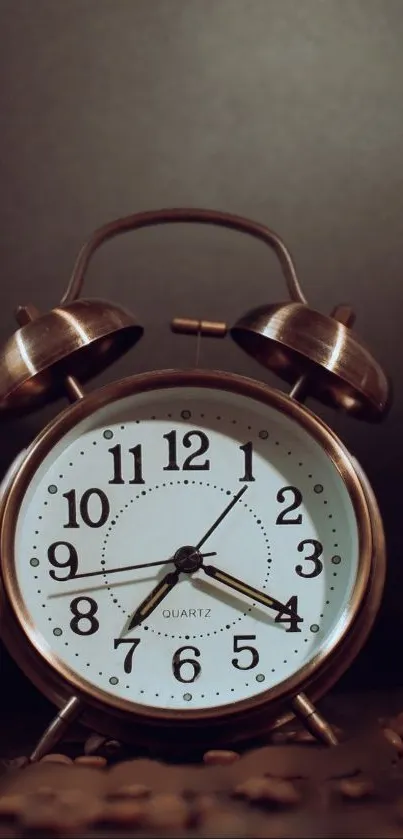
[124,545,208,633]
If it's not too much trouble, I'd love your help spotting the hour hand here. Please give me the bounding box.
[202,564,303,621]
[127,569,180,631]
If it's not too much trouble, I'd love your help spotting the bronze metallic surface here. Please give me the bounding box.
[0,208,389,422]
[58,205,389,422]
[231,302,389,421]
[0,2,400,712]
[291,692,338,746]
[0,368,385,749]
[29,695,83,763]
[60,208,307,306]
[0,299,143,413]
[171,317,228,337]
[171,298,389,419]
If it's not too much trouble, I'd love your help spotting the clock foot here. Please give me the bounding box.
[29,696,83,762]
[291,692,339,747]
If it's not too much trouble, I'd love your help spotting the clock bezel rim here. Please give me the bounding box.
[0,367,379,733]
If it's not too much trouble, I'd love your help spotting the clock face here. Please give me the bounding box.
[4,374,365,717]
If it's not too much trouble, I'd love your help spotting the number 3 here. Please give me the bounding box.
[295,539,323,578]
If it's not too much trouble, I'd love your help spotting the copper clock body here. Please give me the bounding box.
[0,368,385,750]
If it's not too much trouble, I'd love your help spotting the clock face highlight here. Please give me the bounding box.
[10,383,360,714]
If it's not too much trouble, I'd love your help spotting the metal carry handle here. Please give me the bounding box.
[60,208,307,306]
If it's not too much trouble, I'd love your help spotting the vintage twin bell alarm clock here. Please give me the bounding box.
[0,209,390,761]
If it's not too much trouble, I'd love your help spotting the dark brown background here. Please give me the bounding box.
[0,0,402,711]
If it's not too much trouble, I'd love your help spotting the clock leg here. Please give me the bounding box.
[29,696,83,762]
[291,693,339,747]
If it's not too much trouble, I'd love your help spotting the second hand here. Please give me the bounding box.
[69,552,217,581]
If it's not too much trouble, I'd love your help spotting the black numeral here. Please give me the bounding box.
[276,486,303,525]
[239,442,255,482]
[163,431,210,471]
[172,646,201,682]
[108,444,145,485]
[163,430,179,471]
[70,597,99,635]
[274,596,303,633]
[63,489,110,528]
[296,539,323,578]
[232,635,259,670]
[48,541,78,581]
[114,638,141,673]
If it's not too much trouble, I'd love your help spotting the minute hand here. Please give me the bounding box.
[202,565,301,619]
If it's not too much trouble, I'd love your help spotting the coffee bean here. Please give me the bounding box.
[254,815,298,838]
[234,775,301,806]
[74,755,107,768]
[18,800,61,831]
[32,786,57,800]
[103,740,122,756]
[108,783,150,800]
[84,733,108,756]
[0,794,25,818]
[271,725,342,745]
[293,729,317,743]
[336,777,375,799]
[270,729,298,744]
[203,749,240,765]
[39,753,73,764]
[19,790,103,833]
[200,808,247,837]
[382,727,403,754]
[0,756,29,772]
[143,793,189,830]
[191,793,218,822]
[60,790,103,820]
[97,800,146,827]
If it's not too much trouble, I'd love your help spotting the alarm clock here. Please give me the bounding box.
[0,209,389,761]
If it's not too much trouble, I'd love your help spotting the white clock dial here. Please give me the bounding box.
[9,380,361,714]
